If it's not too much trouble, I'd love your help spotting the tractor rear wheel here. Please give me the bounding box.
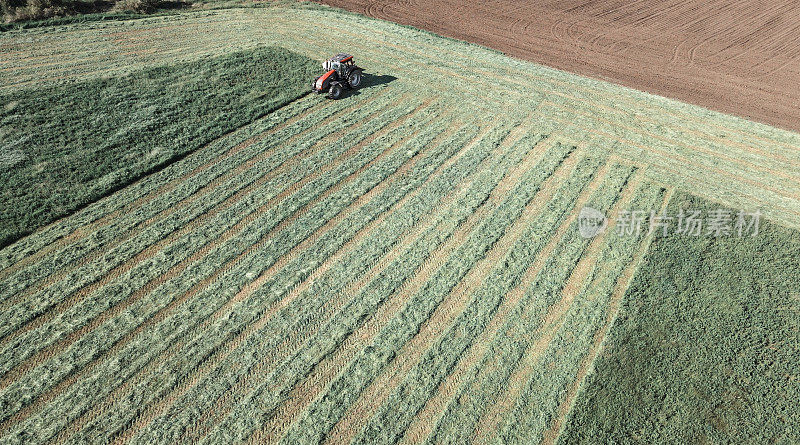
[328,82,343,100]
[348,70,362,88]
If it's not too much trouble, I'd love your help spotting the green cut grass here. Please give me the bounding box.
[0,45,317,248]
[561,192,800,444]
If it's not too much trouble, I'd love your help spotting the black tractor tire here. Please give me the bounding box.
[327,82,343,100]
[348,70,363,88]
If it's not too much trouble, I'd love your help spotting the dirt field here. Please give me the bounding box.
[315,0,800,132]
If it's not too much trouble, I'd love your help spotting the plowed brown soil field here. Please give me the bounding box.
[315,0,800,132]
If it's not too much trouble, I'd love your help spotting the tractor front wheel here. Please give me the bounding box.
[328,82,343,100]
[348,70,362,88]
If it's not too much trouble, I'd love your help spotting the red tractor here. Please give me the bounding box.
[311,53,364,99]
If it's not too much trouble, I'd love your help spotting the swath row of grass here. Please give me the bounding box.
[127,120,522,444]
[276,144,587,445]
[177,122,526,444]
[96,117,479,445]
[0,100,446,444]
[335,141,586,445]
[244,126,544,445]
[351,147,608,443]
[395,143,588,445]
[312,130,558,445]
[0,92,404,390]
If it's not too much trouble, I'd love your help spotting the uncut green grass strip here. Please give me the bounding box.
[429,164,636,443]
[0,103,445,444]
[278,137,572,445]
[0,91,329,272]
[84,111,480,445]
[0,103,410,407]
[504,185,669,444]
[0,91,372,304]
[272,146,593,445]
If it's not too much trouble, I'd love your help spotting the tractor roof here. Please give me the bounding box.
[330,53,354,63]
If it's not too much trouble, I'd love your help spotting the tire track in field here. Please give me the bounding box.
[396,144,585,445]
[539,188,673,445]
[320,129,555,445]
[472,164,641,443]
[63,99,446,444]
[0,98,437,437]
[0,95,397,394]
[247,125,544,444]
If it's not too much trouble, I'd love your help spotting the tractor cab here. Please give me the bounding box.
[322,53,356,76]
[312,53,365,99]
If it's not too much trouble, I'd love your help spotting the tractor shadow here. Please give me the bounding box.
[345,74,397,98]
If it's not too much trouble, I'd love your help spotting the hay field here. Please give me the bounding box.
[0,2,798,443]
